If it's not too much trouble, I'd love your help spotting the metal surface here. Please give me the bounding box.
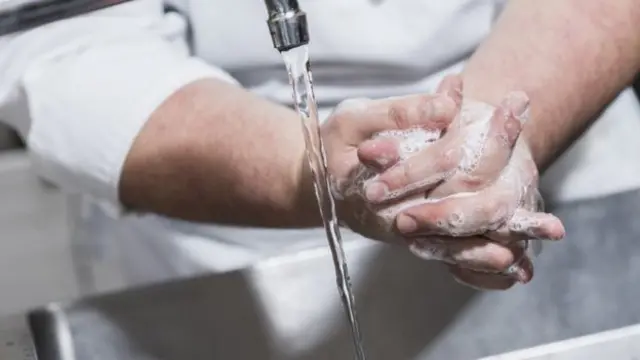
[262,0,309,52]
[0,0,135,36]
[28,305,75,360]
[0,315,37,360]
[6,189,640,359]
[482,324,640,360]
[35,242,472,360]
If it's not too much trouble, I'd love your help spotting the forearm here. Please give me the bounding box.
[463,0,640,171]
[120,79,320,228]
[0,5,319,228]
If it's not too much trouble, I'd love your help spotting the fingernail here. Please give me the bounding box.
[503,92,530,124]
[505,263,530,284]
[365,181,389,202]
[397,214,418,234]
[546,218,566,241]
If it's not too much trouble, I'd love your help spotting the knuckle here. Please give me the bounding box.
[437,148,459,171]
[440,75,464,103]
[322,119,343,140]
[388,161,414,190]
[421,95,456,127]
[417,207,449,233]
[334,98,370,115]
[326,110,350,135]
[445,210,465,230]
[329,99,372,135]
[507,212,538,234]
[491,250,516,272]
[459,175,485,190]
[482,197,511,230]
[388,105,411,129]
[429,204,466,236]
[416,96,433,120]
[377,166,411,197]
[502,117,522,145]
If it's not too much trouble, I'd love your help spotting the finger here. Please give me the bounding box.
[360,92,529,203]
[435,74,464,107]
[358,75,463,168]
[449,266,520,291]
[332,94,457,146]
[336,74,463,146]
[357,137,402,171]
[489,209,566,242]
[357,127,442,172]
[467,91,529,176]
[432,92,529,196]
[395,190,513,236]
[355,75,462,172]
[409,237,530,281]
[362,142,458,203]
[362,151,458,204]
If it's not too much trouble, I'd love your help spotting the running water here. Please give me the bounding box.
[282,45,366,360]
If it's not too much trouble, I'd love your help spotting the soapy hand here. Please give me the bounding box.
[356,77,565,290]
[322,76,463,244]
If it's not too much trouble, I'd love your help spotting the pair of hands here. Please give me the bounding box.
[321,75,565,290]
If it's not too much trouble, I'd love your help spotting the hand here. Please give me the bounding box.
[358,80,565,290]
[321,76,463,243]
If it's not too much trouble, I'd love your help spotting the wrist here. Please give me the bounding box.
[521,125,554,173]
[511,138,541,187]
[292,144,324,227]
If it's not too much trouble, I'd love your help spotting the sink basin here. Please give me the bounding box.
[22,190,640,359]
[30,241,475,360]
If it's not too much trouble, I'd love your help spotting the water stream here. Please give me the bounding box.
[282,45,366,360]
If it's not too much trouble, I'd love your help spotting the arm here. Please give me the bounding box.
[463,0,640,171]
[119,78,321,228]
[0,6,319,228]
[362,0,639,289]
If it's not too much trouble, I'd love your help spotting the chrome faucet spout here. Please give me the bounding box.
[262,0,309,52]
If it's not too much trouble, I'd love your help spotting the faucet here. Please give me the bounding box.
[262,0,309,52]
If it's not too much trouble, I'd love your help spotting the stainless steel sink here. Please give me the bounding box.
[29,241,476,360]
[18,189,640,359]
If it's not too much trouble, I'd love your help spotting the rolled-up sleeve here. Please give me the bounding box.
[0,2,237,205]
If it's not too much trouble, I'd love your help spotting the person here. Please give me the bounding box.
[0,0,639,292]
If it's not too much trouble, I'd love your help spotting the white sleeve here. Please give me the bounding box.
[0,4,237,206]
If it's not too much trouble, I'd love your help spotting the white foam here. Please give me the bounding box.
[375,128,440,160]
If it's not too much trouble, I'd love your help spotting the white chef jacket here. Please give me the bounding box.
[2,0,640,290]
